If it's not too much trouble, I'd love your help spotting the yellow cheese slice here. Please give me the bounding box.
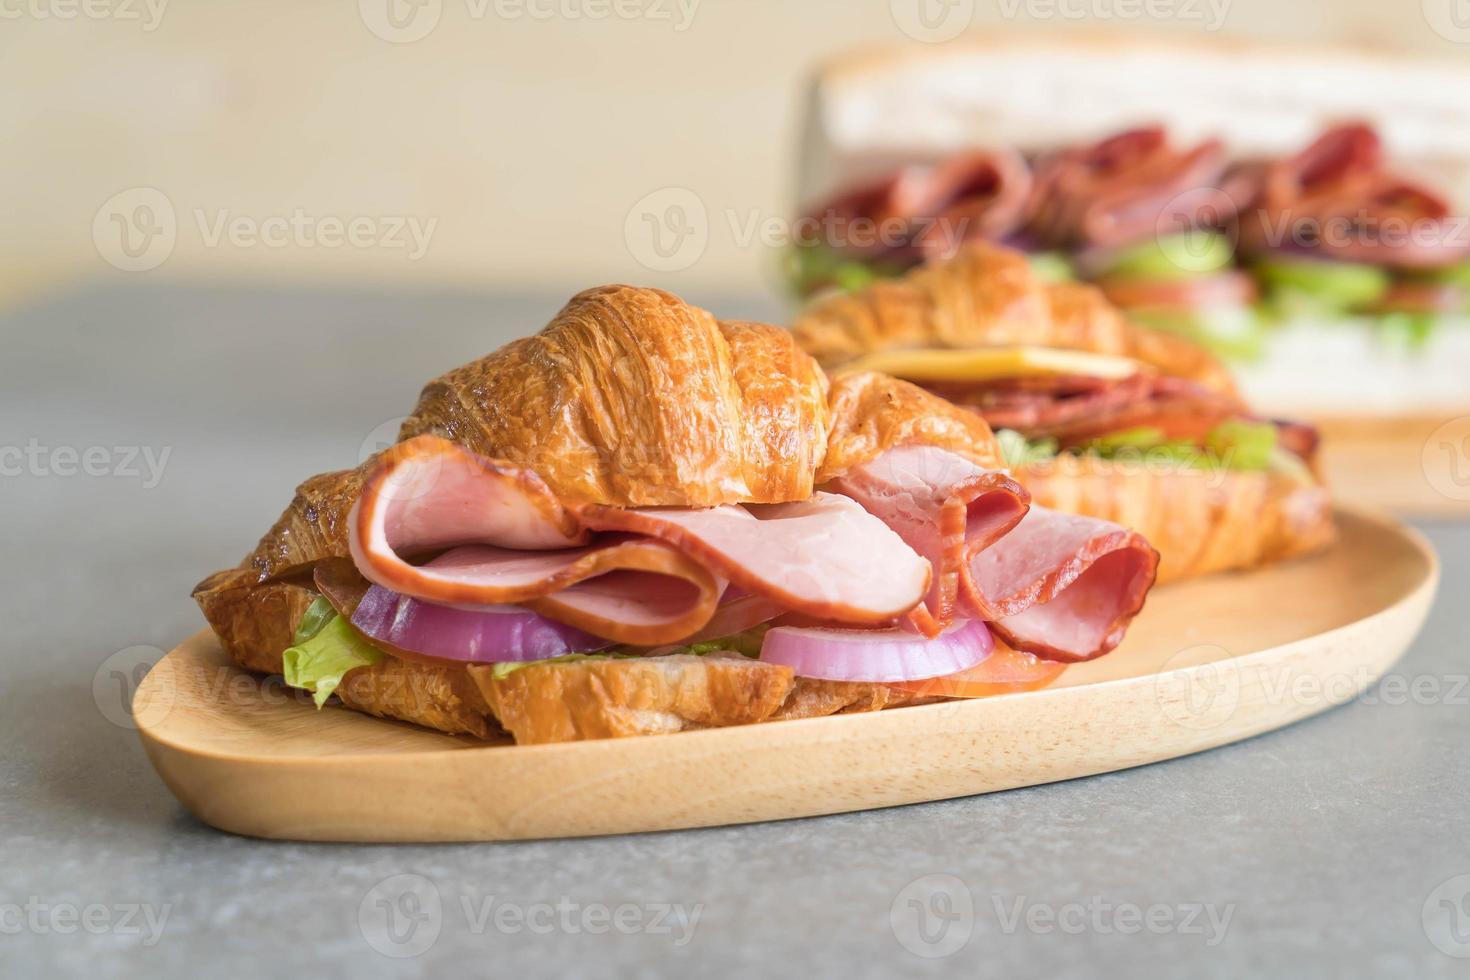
[839,346,1144,383]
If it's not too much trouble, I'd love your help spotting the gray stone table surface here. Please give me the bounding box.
[3,283,1468,979]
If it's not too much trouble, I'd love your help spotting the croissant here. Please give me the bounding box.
[791,242,1335,584]
[195,284,1157,743]
[792,242,1239,395]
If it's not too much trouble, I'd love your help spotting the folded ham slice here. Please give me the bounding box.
[825,445,1029,633]
[825,445,1155,658]
[349,435,930,644]
[579,494,931,625]
[965,506,1158,661]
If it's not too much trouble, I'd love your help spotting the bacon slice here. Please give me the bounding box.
[802,149,1033,266]
[1025,128,1235,250]
[965,506,1159,662]
[578,493,931,626]
[1234,123,1470,269]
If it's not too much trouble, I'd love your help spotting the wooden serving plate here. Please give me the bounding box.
[136,507,1437,843]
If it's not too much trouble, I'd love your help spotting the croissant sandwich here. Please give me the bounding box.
[193,285,1161,745]
[792,244,1336,584]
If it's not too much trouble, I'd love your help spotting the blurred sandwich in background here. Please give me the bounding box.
[790,35,1470,514]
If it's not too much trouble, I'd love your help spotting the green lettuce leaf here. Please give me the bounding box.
[996,429,1059,467]
[1028,252,1075,283]
[1078,421,1279,472]
[786,244,906,298]
[292,596,336,645]
[1206,420,1277,471]
[1256,258,1389,312]
[1374,312,1439,352]
[282,614,385,708]
[1103,232,1235,281]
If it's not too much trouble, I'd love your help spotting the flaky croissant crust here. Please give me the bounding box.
[792,242,1239,396]
[230,287,1007,587]
[401,285,831,508]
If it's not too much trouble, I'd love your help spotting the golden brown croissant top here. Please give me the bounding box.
[791,243,1238,395]
[227,285,1008,587]
[401,285,831,508]
[819,371,1005,482]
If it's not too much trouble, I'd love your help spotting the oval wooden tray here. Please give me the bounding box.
[136,507,1437,842]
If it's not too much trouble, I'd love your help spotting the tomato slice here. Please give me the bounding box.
[890,643,1067,698]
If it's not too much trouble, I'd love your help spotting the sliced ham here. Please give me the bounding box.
[349,436,723,644]
[349,435,1157,661]
[824,446,1156,660]
[349,436,930,643]
[825,445,1029,633]
[577,493,931,625]
[964,506,1158,661]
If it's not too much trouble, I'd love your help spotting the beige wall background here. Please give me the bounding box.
[3,0,1466,304]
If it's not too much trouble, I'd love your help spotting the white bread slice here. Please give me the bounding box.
[800,35,1470,209]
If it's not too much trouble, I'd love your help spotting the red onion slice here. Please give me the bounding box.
[350,585,610,664]
[759,619,993,682]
